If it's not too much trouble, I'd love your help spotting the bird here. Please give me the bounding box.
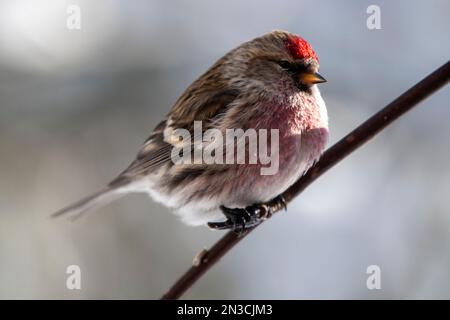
[51,30,329,231]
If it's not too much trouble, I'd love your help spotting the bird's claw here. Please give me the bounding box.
[207,205,263,235]
[207,195,287,234]
[269,194,287,213]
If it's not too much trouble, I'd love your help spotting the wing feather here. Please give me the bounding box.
[109,88,240,185]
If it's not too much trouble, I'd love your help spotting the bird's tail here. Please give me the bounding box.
[51,185,128,220]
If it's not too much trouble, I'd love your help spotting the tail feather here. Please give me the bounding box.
[51,187,126,220]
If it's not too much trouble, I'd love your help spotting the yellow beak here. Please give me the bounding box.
[299,72,327,85]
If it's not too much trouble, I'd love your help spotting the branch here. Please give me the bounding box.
[161,61,450,300]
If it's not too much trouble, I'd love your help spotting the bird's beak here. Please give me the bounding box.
[299,72,327,85]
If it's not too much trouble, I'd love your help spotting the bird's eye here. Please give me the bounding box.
[277,60,292,70]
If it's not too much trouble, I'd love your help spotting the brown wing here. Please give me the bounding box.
[109,88,240,186]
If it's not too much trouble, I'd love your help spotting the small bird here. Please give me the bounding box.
[52,30,328,231]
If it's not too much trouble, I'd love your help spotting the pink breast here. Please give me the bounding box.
[236,96,328,200]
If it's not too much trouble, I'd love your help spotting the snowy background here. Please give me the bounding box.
[0,0,449,299]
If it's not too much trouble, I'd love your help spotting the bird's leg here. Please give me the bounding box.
[207,195,287,233]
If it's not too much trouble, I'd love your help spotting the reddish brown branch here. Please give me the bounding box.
[161,61,450,300]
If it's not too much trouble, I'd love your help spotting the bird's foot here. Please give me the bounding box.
[207,195,287,234]
[207,205,266,234]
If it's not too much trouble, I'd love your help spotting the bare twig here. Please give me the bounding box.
[161,61,450,300]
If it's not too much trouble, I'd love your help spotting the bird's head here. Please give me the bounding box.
[222,30,326,97]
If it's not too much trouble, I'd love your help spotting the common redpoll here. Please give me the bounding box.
[52,30,328,231]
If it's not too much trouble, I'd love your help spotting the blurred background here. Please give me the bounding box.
[0,0,449,299]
